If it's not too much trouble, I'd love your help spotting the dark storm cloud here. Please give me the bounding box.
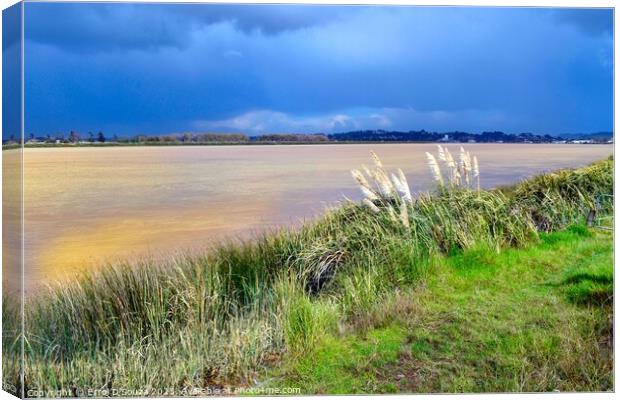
[2,2,21,51]
[25,3,344,52]
[23,4,613,136]
[3,2,22,140]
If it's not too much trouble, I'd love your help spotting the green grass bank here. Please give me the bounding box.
[273,225,613,393]
[2,155,613,396]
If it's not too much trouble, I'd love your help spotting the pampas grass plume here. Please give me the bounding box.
[362,198,381,213]
[425,152,444,186]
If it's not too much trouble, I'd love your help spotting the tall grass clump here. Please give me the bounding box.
[513,155,613,231]
[9,150,613,394]
[424,145,480,190]
[2,294,22,397]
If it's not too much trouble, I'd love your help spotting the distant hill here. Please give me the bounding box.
[327,130,564,143]
[558,132,613,141]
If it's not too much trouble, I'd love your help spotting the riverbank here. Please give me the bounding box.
[2,155,613,396]
[272,225,613,393]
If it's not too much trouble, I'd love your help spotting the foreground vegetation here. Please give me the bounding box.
[274,225,613,393]
[2,152,613,396]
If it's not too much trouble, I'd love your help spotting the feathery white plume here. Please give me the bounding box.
[399,202,410,228]
[473,155,480,191]
[351,169,379,200]
[367,152,394,198]
[351,168,370,188]
[437,145,446,162]
[393,168,412,203]
[387,205,398,223]
[444,147,456,169]
[472,156,479,178]
[373,170,394,198]
[443,147,459,185]
[370,151,384,169]
[362,198,381,213]
[425,152,444,185]
[459,147,471,186]
[361,185,378,200]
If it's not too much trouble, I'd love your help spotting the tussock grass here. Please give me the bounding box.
[513,155,613,231]
[278,227,613,393]
[2,153,613,395]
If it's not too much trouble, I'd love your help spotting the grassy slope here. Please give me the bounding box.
[274,226,613,393]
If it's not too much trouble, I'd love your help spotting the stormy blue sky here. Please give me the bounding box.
[17,3,614,136]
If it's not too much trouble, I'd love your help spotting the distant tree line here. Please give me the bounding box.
[327,130,566,143]
[5,129,612,146]
[125,132,329,143]
[18,131,111,144]
[253,134,329,142]
[15,132,329,144]
[130,133,249,143]
[16,132,248,145]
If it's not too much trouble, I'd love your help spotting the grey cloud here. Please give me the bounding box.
[25,3,346,53]
[23,5,613,135]
[192,107,516,135]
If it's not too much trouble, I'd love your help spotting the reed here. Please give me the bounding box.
[3,154,612,395]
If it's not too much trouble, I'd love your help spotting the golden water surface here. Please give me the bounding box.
[5,143,613,292]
